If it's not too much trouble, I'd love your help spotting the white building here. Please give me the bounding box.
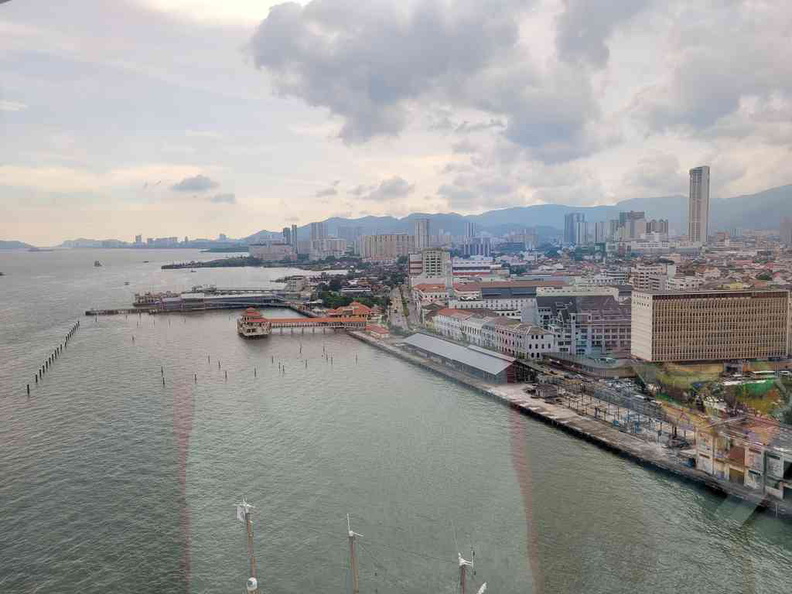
[433,308,556,360]
[451,257,507,279]
[410,248,452,286]
[665,275,705,291]
[412,283,449,305]
[630,262,677,291]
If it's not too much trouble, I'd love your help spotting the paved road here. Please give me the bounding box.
[388,286,410,331]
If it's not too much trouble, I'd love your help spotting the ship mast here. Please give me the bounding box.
[237,499,259,594]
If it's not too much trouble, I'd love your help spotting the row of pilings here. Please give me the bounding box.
[29,320,80,395]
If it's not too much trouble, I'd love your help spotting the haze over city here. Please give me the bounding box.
[3,0,792,245]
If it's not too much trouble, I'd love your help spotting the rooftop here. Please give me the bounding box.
[403,333,516,375]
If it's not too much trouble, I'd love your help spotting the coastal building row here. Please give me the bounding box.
[694,418,792,502]
[430,308,556,360]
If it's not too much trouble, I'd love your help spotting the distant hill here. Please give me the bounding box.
[0,240,34,250]
[244,183,792,241]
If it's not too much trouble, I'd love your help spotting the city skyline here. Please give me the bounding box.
[3,1,792,244]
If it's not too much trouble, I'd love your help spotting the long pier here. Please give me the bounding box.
[269,316,367,331]
[86,301,311,317]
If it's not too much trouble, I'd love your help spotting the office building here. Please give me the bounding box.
[360,234,414,261]
[219,233,228,241]
[564,213,585,245]
[282,227,292,245]
[464,221,477,240]
[688,166,710,243]
[420,248,451,279]
[134,234,142,244]
[414,218,431,251]
[631,289,789,362]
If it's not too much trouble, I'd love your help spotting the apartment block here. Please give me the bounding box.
[631,290,790,362]
[360,234,414,261]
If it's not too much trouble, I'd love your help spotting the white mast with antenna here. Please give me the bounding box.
[236,499,259,594]
[347,514,363,594]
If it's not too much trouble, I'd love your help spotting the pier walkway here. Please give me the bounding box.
[269,316,367,331]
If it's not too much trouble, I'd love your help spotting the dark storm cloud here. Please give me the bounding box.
[250,0,523,142]
[209,193,236,204]
[171,174,219,192]
[248,0,608,162]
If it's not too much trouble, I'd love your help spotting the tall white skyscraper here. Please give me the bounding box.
[464,221,476,240]
[688,166,710,243]
[414,218,430,250]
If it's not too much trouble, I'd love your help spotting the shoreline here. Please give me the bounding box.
[348,331,792,521]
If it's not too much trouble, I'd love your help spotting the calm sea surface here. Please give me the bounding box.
[1,249,791,594]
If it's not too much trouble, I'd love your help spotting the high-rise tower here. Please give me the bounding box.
[688,166,710,243]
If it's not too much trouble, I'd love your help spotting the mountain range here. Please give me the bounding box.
[245,183,792,243]
[8,182,791,248]
[0,240,34,250]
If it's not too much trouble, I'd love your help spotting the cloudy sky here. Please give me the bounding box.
[2,0,791,244]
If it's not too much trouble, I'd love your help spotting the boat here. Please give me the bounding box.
[94,260,103,267]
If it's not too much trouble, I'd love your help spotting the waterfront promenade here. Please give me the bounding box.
[349,331,792,520]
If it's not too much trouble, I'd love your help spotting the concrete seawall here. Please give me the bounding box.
[348,331,792,521]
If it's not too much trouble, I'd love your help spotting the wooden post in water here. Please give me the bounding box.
[237,501,259,594]
[458,553,474,594]
[347,515,361,594]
